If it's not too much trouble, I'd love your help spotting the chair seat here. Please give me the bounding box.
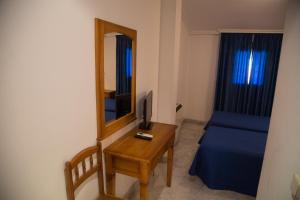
[98,194,126,200]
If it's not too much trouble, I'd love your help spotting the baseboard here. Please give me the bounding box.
[183,118,207,125]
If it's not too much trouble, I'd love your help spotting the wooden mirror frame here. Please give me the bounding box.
[95,18,137,140]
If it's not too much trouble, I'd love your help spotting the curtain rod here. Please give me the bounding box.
[218,29,284,33]
[190,29,284,35]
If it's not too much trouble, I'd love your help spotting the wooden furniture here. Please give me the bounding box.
[104,90,116,98]
[104,122,177,200]
[95,18,137,140]
[64,142,125,200]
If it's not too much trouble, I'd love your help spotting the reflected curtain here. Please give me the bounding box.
[116,35,132,95]
[214,33,283,117]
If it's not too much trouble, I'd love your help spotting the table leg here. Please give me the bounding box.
[140,182,149,200]
[140,162,150,200]
[105,154,115,195]
[167,144,174,187]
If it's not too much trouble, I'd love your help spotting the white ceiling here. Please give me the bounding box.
[182,0,288,31]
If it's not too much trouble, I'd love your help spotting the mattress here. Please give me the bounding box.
[190,126,267,196]
[205,111,270,133]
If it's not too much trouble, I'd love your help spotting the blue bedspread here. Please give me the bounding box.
[205,111,270,133]
[190,126,267,196]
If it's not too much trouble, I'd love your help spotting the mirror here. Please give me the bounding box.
[104,33,132,124]
[95,19,137,140]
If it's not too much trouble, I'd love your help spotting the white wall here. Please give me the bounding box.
[157,0,182,124]
[0,0,161,199]
[183,34,219,122]
[104,36,116,90]
[257,0,300,199]
[177,21,189,114]
[174,19,189,138]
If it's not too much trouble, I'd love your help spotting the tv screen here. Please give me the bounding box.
[145,91,152,123]
[140,90,153,130]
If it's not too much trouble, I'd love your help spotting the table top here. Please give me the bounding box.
[104,122,177,163]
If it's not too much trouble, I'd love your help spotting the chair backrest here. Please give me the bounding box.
[64,142,104,200]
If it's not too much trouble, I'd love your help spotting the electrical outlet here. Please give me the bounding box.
[291,174,300,200]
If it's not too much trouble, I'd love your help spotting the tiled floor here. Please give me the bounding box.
[131,121,255,200]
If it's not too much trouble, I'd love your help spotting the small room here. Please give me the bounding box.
[1,0,300,200]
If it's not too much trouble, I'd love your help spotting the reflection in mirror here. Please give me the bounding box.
[104,33,132,124]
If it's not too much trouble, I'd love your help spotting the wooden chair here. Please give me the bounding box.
[64,142,125,200]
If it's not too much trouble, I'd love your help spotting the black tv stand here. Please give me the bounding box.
[139,121,153,130]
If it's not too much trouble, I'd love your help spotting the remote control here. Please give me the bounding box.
[137,132,153,138]
[134,132,153,141]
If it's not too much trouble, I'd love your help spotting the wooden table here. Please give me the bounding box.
[103,122,176,200]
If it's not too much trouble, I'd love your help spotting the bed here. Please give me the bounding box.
[205,111,270,133]
[190,111,270,196]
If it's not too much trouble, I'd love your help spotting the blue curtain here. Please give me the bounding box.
[116,35,132,95]
[246,34,283,116]
[250,50,267,85]
[214,33,253,114]
[214,33,283,117]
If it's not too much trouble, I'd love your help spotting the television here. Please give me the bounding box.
[139,91,153,130]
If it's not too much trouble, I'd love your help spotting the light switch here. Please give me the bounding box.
[291,174,300,200]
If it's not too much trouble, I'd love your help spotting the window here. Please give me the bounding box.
[126,47,132,78]
[232,49,266,86]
